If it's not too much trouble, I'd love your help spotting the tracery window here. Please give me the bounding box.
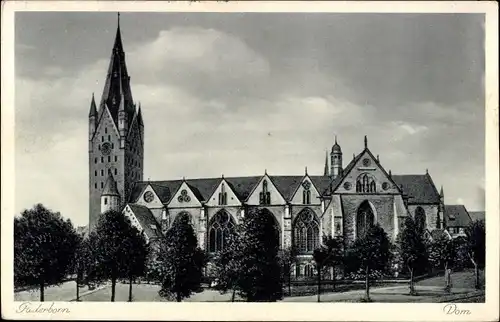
[208,211,235,253]
[293,210,320,253]
[356,173,376,193]
[259,180,271,205]
[304,264,315,278]
[357,201,375,238]
[415,207,426,234]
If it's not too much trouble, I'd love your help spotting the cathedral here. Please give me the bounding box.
[88,19,473,276]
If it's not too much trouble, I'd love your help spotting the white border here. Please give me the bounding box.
[1,1,498,321]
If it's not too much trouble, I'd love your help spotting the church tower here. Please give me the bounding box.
[330,136,343,179]
[88,14,144,232]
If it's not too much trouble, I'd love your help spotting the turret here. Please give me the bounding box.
[88,93,97,141]
[330,136,343,179]
[101,173,121,214]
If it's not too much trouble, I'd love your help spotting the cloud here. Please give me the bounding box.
[14,24,485,226]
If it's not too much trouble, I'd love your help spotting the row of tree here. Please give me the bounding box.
[14,204,485,302]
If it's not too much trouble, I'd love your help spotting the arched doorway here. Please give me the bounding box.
[356,201,375,238]
[208,210,236,253]
[414,207,426,234]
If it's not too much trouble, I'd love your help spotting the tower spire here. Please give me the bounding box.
[89,93,97,117]
[364,135,368,149]
[324,149,329,176]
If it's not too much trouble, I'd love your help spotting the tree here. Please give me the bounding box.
[158,213,206,302]
[72,235,93,301]
[465,220,485,289]
[211,229,242,301]
[349,224,392,302]
[14,204,79,301]
[312,236,344,302]
[235,208,283,302]
[88,210,148,302]
[399,216,428,295]
[427,233,456,293]
[123,231,149,301]
[278,246,298,296]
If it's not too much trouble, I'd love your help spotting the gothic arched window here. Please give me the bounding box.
[304,264,315,278]
[293,210,320,253]
[356,201,375,238]
[415,207,426,234]
[208,211,235,253]
[356,174,376,193]
[259,180,271,205]
[218,183,228,205]
[302,181,311,204]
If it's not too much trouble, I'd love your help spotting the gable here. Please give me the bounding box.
[168,181,202,208]
[94,104,119,142]
[246,175,286,205]
[334,150,400,194]
[206,179,242,207]
[134,184,164,209]
[290,176,321,205]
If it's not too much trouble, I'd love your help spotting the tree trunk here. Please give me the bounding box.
[332,266,336,292]
[409,267,415,295]
[231,289,236,302]
[111,276,116,302]
[128,276,133,302]
[288,273,292,296]
[317,266,321,303]
[76,273,80,302]
[40,279,45,302]
[176,292,182,302]
[364,266,370,301]
[470,255,480,289]
[444,264,450,293]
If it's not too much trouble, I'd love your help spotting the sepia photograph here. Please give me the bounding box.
[1,1,498,321]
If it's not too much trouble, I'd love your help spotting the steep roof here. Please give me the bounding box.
[469,211,485,222]
[98,17,135,128]
[128,204,162,239]
[224,176,262,201]
[392,174,441,204]
[445,205,472,227]
[102,173,120,196]
[272,176,304,201]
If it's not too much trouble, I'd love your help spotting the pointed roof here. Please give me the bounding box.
[127,204,162,239]
[137,104,144,126]
[392,174,441,204]
[444,205,472,227]
[331,136,341,153]
[99,13,135,128]
[324,150,329,176]
[89,93,97,117]
[102,173,120,196]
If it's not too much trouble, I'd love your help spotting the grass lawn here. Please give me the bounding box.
[416,269,485,289]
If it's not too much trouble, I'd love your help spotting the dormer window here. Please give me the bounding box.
[259,180,271,205]
[218,183,228,205]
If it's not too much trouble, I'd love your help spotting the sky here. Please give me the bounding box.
[14,12,485,226]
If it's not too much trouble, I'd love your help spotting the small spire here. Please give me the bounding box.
[364,135,368,149]
[182,176,186,181]
[353,153,355,160]
[377,154,380,162]
[324,150,329,176]
[305,166,308,175]
[137,103,144,126]
[440,185,444,197]
[389,170,392,177]
[89,93,97,117]
[117,12,120,27]
[426,168,429,174]
[264,169,267,175]
[335,135,337,145]
[222,173,224,179]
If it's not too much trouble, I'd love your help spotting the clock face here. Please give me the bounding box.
[101,142,111,156]
[143,191,154,203]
